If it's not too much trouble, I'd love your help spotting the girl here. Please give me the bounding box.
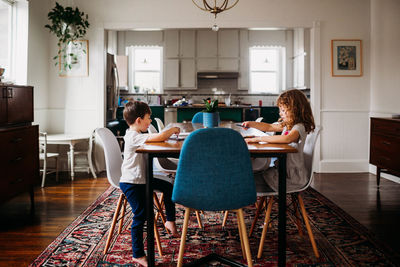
[243,89,315,191]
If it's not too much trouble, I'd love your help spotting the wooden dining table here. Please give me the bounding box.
[136,122,297,267]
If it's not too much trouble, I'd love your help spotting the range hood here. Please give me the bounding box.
[197,72,239,79]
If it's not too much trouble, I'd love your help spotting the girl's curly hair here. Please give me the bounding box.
[277,89,315,133]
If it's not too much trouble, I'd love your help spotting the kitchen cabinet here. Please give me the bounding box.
[180,30,196,58]
[164,59,179,88]
[197,58,218,71]
[197,29,239,71]
[164,30,179,58]
[197,30,217,57]
[218,30,239,57]
[180,59,196,88]
[165,30,195,58]
[164,59,196,89]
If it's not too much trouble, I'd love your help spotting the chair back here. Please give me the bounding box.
[95,128,123,188]
[255,117,264,122]
[148,124,158,133]
[303,126,321,180]
[172,128,256,211]
[154,118,165,132]
[39,132,48,157]
[191,112,203,123]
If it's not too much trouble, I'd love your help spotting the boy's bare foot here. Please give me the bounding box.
[132,256,148,267]
[165,221,179,237]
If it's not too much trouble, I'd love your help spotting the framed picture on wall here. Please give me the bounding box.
[331,39,362,77]
[59,40,89,77]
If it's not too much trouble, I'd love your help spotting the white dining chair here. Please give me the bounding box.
[252,126,322,259]
[154,118,165,132]
[39,132,60,187]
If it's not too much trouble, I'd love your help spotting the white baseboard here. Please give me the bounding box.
[319,159,369,172]
[369,164,400,184]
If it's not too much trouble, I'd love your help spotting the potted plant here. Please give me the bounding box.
[203,98,219,127]
[45,2,90,72]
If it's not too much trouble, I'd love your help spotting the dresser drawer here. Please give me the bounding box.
[0,126,37,162]
[370,134,400,170]
[371,118,400,136]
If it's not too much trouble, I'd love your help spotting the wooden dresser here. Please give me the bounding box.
[370,117,400,186]
[0,85,39,208]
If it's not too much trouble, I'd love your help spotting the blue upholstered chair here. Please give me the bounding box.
[172,128,256,267]
[191,111,203,123]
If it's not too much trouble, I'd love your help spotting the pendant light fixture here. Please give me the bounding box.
[192,0,239,18]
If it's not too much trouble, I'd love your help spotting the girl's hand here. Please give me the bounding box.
[245,137,260,143]
[242,121,253,128]
[169,127,180,135]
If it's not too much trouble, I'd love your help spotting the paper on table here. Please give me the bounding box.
[168,132,191,141]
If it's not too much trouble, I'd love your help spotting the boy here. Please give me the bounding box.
[119,101,180,267]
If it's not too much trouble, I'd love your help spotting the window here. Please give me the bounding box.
[129,46,162,93]
[0,0,13,81]
[249,46,285,94]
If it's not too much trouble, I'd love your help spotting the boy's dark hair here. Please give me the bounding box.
[123,101,151,126]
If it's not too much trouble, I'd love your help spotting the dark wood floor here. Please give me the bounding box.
[1,172,399,266]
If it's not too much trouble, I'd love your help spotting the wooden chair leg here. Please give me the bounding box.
[154,221,163,256]
[177,207,191,267]
[236,210,246,260]
[257,196,274,259]
[104,193,124,254]
[291,194,304,237]
[55,157,59,182]
[249,196,267,237]
[118,197,127,234]
[236,209,253,267]
[298,195,320,259]
[222,210,229,228]
[195,210,203,229]
[153,193,169,234]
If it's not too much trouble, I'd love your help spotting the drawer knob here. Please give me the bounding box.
[10,156,23,163]
[382,140,391,146]
[10,178,24,185]
[11,138,23,143]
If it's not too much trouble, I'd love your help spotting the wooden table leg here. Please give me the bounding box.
[146,154,155,267]
[278,154,287,267]
[377,167,381,187]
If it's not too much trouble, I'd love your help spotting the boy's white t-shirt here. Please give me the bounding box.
[120,129,149,184]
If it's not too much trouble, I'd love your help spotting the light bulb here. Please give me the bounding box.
[212,24,219,31]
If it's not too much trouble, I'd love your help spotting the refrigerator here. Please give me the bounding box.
[106,53,119,122]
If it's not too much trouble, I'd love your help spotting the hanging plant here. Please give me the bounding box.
[45,2,90,72]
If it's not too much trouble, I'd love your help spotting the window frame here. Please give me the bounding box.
[249,46,286,94]
[128,46,163,93]
[0,0,15,81]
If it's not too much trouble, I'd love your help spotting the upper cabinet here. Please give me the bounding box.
[197,30,217,58]
[218,30,239,57]
[165,30,195,58]
[196,29,239,71]
[180,30,196,58]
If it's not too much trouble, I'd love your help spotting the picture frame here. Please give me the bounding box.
[59,40,89,77]
[331,39,362,77]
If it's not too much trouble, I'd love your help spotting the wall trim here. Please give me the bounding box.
[321,109,369,113]
[320,159,369,172]
[369,164,400,184]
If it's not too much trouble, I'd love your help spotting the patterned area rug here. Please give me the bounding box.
[30,186,400,266]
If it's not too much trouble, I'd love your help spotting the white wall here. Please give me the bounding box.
[369,0,400,182]
[29,0,377,173]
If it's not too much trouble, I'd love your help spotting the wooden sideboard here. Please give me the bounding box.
[370,117,400,186]
[0,85,38,208]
